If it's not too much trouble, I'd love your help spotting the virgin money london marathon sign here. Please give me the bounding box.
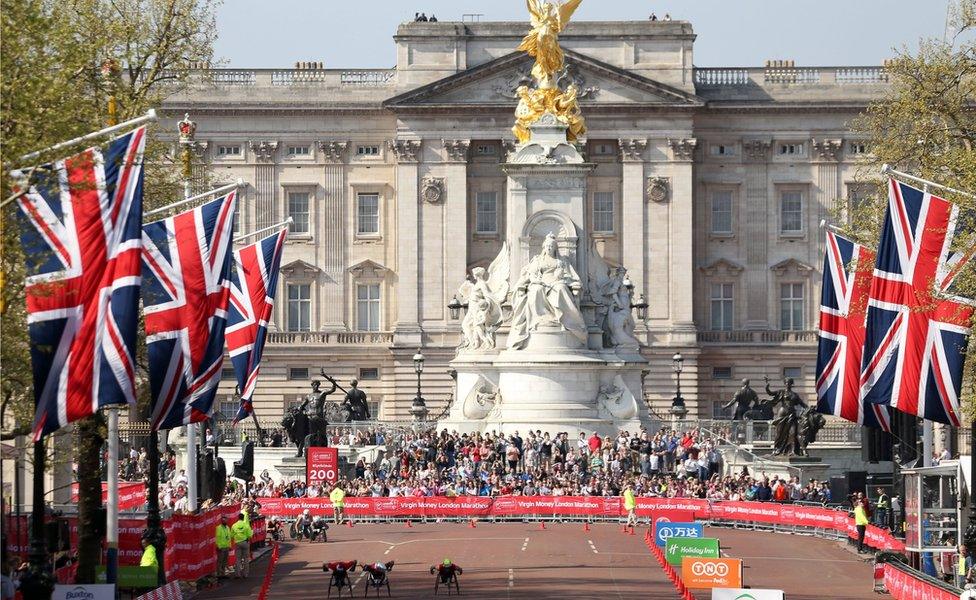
[665,536,721,566]
[655,521,704,547]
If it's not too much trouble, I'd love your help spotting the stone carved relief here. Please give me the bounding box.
[494,63,599,99]
[527,177,586,189]
[249,140,279,162]
[461,377,502,420]
[646,177,669,203]
[742,139,772,161]
[388,139,420,162]
[442,139,470,162]
[596,376,638,419]
[317,140,348,163]
[618,138,648,162]
[420,175,445,204]
[811,138,842,161]
[667,138,697,161]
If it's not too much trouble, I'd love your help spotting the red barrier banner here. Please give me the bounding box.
[70,482,146,511]
[883,563,957,600]
[306,447,339,486]
[163,503,242,581]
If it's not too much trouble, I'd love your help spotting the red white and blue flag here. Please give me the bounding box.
[141,191,237,430]
[815,230,890,430]
[226,228,288,423]
[860,179,974,425]
[14,127,147,441]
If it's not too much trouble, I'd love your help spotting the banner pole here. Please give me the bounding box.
[17,109,157,164]
[233,217,292,243]
[881,164,976,200]
[106,406,120,584]
[143,180,243,218]
[180,114,199,514]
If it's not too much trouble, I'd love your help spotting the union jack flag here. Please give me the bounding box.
[14,127,147,440]
[815,230,890,430]
[860,179,974,425]
[226,228,288,423]
[141,191,237,430]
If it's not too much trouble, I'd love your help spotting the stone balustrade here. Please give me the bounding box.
[696,330,817,344]
[266,331,395,345]
[694,66,889,87]
[158,68,397,88]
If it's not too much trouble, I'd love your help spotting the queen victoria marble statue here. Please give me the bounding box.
[507,233,587,349]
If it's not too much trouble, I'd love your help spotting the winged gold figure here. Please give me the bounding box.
[517,0,583,89]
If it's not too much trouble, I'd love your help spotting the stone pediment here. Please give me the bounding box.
[383,49,704,110]
[770,258,814,276]
[280,259,320,278]
[348,259,390,279]
[699,258,745,277]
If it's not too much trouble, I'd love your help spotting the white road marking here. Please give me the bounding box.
[384,544,395,555]
[588,539,598,554]
[521,537,529,552]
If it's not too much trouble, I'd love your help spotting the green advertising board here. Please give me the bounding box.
[95,565,157,588]
[664,536,720,566]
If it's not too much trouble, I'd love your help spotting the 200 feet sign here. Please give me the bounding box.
[306,447,339,486]
[665,536,720,566]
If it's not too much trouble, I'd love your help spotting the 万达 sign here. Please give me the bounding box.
[655,521,703,547]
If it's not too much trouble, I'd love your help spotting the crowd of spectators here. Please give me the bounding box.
[248,426,834,506]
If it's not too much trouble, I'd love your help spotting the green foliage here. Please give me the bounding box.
[849,0,976,417]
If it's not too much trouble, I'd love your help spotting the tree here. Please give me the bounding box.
[849,0,976,416]
[1,0,218,585]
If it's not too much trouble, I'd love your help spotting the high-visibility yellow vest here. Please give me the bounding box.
[958,555,967,576]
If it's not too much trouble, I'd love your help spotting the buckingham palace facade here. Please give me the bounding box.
[160,19,892,424]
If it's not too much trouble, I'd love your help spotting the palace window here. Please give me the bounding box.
[712,366,733,379]
[287,191,310,234]
[357,193,380,235]
[710,144,735,156]
[287,144,311,157]
[287,283,311,332]
[710,283,734,331]
[475,191,497,234]
[359,367,380,380]
[783,366,803,380]
[780,190,803,233]
[778,143,805,156]
[710,190,733,234]
[217,398,239,420]
[221,366,237,381]
[356,283,381,332]
[592,191,614,233]
[288,367,309,380]
[848,142,869,155]
[217,144,242,157]
[475,144,496,156]
[780,283,805,331]
[356,145,380,156]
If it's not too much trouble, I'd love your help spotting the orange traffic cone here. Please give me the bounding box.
[469,519,476,528]
[406,519,413,528]
[346,519,354,528]
[582,522,590,532]
[539,521,546,530]
[628,525,635,536]
[620,524,627,533]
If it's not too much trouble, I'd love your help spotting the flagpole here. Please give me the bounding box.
[881,164,976,200]
[179,114,200,515]
[144,179,243,218]
[16,109,157,164]
[233,217,292,243]
[105,406,120,583]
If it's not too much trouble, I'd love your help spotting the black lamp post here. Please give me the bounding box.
[409,349,429,422]
[447,295,467,320]
[670,352,688,421]
[18,441,54,600]
[143,429,167,586]
[622,275,648,321]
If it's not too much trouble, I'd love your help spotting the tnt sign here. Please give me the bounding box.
[306,447,339,486]
[655,521,703,547]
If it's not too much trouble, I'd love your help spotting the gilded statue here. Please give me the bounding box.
[518,0,583,88]
[513,0,587,144]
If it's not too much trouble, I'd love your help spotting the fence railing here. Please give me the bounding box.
[694,65,889,87]
[691,418,861,447]
[266,331,394,345]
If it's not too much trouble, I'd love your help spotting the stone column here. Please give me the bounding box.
[667,138,697,335]
[742,139,771,329]
[812,139,842,235]
[618,139,647,320]
[249,141,278,230]
[391,139,422,346]
[440,139,469,323]
[318,140,348,331]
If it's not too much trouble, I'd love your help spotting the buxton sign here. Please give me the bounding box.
[665,536,720,566]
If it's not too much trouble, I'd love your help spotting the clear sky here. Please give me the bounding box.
[213,0,955,69]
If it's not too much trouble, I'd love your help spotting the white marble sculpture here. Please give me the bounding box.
[457,243,510,351]
[507,232,587,349]
[588,242,640,348]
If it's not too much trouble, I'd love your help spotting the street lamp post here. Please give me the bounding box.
[409,349,429,424]
[670,352,688,424]
[623,275,648,321]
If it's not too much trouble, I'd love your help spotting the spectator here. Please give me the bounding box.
[231,512,253,578]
